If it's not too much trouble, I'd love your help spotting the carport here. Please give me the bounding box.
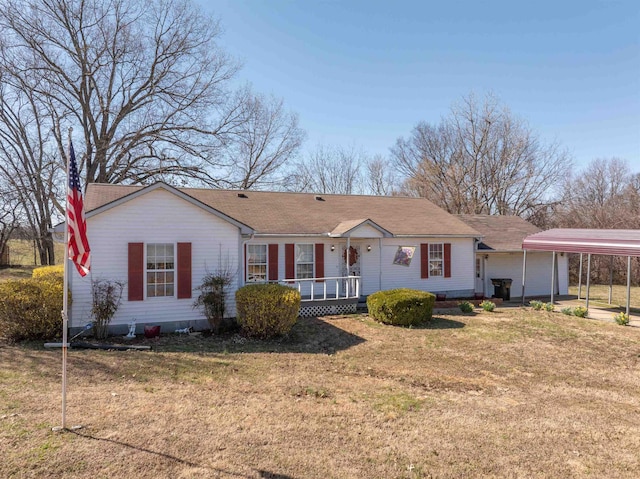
[521,229,640,316]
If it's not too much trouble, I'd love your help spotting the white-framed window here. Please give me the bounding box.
[296,244,314,279]
[247,244,268,282]
[429,243,443,277]
[146,243,175,297]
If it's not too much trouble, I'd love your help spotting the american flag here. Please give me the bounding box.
[67,140,91,277]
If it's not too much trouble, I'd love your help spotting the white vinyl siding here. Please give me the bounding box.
[69,188,240,328]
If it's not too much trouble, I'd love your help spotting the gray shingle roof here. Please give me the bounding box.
[457,214,541,251]
[85,183,481,237]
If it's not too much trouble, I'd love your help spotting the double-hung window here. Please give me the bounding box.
[429,243,444,277]
[146,243,175,297]
[296,244,314,279]
[247,244,268,282]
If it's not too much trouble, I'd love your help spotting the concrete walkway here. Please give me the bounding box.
[508,295,640,328]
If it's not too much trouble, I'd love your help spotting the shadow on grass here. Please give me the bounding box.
[68,430,289,478]
[425,316,466,329]
[12,316,366,356]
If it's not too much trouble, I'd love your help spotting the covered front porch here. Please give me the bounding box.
[279,275,361,316]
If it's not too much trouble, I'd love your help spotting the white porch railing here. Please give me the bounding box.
[279,276,360,302]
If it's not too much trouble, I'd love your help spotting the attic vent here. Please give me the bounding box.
[315,195,325,201]
[237,193,248,198]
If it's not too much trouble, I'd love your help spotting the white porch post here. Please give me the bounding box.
[550,251,556,304]
[521,250,527,305]
[577,253,583,299]
[586,253,591,310]
[626,256,632,317]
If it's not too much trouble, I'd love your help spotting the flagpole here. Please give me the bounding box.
[54,128,72,432]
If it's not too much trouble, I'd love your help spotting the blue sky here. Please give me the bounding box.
[200,0,639,171]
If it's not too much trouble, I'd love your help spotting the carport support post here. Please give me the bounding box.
[586,254,592,310]
[608,256,614,305]
[550,251,556,304]
[577,253,583,299]
[521,250,527,305]
[626,256,631,317]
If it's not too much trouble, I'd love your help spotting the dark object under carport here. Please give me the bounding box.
[491,278,513,300]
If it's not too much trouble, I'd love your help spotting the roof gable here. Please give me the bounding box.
[329,219,392,238]
[85,182,254,235]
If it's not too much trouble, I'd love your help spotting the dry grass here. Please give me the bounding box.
[569,284,640,312]
[2,239,64,267]
[2,309,640,478]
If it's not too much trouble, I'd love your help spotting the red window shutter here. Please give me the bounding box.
[177,242,192,299]
[444,243,451,278]
[128,243,144,301]
[420,243,429,279]
[268,244,279,281]
[285,243,295,279]
[315,243,324,282]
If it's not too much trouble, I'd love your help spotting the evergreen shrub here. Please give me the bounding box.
[366,288,435,327]
[235,283,301,338]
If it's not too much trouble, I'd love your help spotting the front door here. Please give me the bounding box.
[341,244,361,295]
[475,256,484,294]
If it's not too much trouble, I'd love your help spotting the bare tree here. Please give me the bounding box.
[392,92,572,218]
[557,158,640,285]
[286,145,365,194]
[0,75,62,264]
[222,90,305,190]
[365,154,399,196]
[558,158,639,229]
[0,0,244,187]
[0,182,21,264]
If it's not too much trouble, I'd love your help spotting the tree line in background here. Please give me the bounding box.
[0,0,637,287]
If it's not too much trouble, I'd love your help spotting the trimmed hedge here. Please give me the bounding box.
[367,288,435,327]
[235,283,301,338]
[0,274,66,342]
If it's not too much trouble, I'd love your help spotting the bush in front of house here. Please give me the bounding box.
[543,302,555,312]
[561,307,573,315]
[613,312,629,326]
[480,300,496,312]
[573,306,588,318]
[235,283,301,338]
[0,275,66,342]
[458,301,474,313]
[91,279,125,339]
[529,300,544,311]
[366,288,435,327]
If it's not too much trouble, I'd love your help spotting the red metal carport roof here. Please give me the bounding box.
[522,229,640,256]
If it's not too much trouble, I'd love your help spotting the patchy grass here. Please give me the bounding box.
[1,309,640,478]
[569,284,640,313]
[0,265,37,282]
[2,239,64,267]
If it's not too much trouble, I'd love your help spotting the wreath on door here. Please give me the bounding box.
[342,246,359,267]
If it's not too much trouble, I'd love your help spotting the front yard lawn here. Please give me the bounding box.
[1,308,639,478]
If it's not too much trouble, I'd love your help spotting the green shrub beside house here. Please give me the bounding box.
[367,288,435,326]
